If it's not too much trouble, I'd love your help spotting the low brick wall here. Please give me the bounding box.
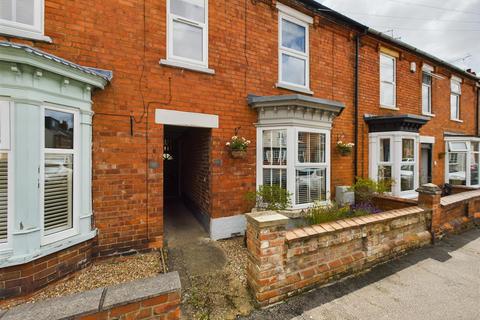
[0,272,181,320]
[246,207,432,306]
[0,240,94,300]
[372,195,418,211]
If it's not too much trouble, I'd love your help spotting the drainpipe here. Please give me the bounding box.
[354,34,360,179]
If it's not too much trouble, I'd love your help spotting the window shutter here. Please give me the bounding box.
[0,154,7,242]
[44,154,73,234]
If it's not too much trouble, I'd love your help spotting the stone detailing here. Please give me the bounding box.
[246,208,431,306]
[418,184,480,238]
[1,272,181,320]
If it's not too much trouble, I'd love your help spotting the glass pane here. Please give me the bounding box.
[422,72,432,86]
[282,54,306,86]
[263,168,287,189]
[380,82,394,106]
[298,132,325,163]
[448,152,467,185]
[44,154,73,234]
[450,94,459,119]
[449,141,468,152]
[402,139,414,162]
[0,0,12,20]
[296,168,326,204]
[173,20,203,62]
[471,153,479,185]
[281,19,306,53]
[45,109,74,149]
[400,164,414,191]
[262,130,287,166]
[171,0,205,23]
[472,142,479,152]
[16,0,34,25]
[422,84,431,113]
[379,138,390,162]
[378,165,392,192]
[380,55,394,82]
[0,153,7,243]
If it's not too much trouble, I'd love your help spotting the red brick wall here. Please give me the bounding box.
[1,0,477,256]
[181,128,212,217]
[372,195,418,211]
[0,240,93,300]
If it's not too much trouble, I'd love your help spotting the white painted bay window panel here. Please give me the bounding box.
[0,153,7,243]
[0,101,10,150]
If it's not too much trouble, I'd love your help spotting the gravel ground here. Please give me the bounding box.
[182,237,254,320]
[2,251,164,309]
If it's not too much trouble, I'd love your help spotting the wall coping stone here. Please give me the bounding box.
[416,183,442,195]
[441,189,480,206]
[246,212,289,228]
[285,206,426,242]
[1,271,181,320]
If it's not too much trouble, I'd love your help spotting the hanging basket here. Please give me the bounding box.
[337,146,352,156]
[230,149,247,159]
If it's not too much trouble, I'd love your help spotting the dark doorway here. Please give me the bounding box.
[163,125,212,245]
[420,143,433,185]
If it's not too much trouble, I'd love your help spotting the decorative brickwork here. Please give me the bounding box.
[0,240,94,300]
[246,208,432,306]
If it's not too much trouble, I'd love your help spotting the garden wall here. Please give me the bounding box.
[418,185,480,238]
[0,272,181,320]
[246,207,432,306]
[372,195,418,211]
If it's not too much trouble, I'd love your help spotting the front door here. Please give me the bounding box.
[420,143,432,185]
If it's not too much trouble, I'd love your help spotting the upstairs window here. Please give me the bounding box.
[380,53,396,108]
[0,0,47,41]
[422,73,432,115]
[167,0,208,67]
[450,77,462,121]
[277,3,312,92]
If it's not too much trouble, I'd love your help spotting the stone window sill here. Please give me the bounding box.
[159,59,215,75]
[276,82,314,95]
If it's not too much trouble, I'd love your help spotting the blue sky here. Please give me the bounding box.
[318,0,480,73]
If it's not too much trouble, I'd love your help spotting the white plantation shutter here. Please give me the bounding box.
[44,154,73,234]
[0,154,7,242]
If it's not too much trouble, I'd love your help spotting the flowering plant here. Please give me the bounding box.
[336,140,354,155]
[226,135,251,151]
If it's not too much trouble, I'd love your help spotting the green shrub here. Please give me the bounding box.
[246,185,291,211]
[349,177,392,203]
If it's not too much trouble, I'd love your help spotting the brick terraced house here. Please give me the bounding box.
[0,0,478,299]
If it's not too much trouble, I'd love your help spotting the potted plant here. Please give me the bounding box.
[336,141,354,156]
[226,135,251,159]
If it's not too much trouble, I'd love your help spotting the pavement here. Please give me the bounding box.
[242,227,480,320]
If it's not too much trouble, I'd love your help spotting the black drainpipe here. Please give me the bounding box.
[354,34,360,179]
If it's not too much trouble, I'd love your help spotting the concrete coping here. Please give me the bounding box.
[246,211,290,228]
[416,183,442,195]
[441,189,480,206]
[1,271,181,320]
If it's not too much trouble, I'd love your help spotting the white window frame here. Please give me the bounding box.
[445,137,480,187]
[40,105,80,245]
[256,126,331,210]
[0,101,13,251]
[450,77,462,121]
[380,53,397,109]
[277,3,312,93]
[422,72,433,116]
[377,137,393,191]
[260,128,288,190]
[166,0,209,69]
[0,0,51,42]
[369,132,419,198]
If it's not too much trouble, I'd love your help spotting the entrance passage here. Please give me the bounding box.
[163,125,212,246]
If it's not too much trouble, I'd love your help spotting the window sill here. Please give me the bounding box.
[422,112,435,117]
[380,105,399,111]
[450,118,463,123]
[0,27,52,43]
[159,59,215,75]
[276,82,314,95]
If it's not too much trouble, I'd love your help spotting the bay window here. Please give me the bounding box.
[0,0,50,41]
[380,53,396,109]
[450,78,462,121]
[446,139,480,187]
[369,132,419,198]
[258,127,330,208]
[0,102,10,247]
[277,2,312,93]
[166,0,208,68]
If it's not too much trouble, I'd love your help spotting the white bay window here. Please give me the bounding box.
[0,0,50,41]
[446,139,480,187]
[0,102,10,247]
